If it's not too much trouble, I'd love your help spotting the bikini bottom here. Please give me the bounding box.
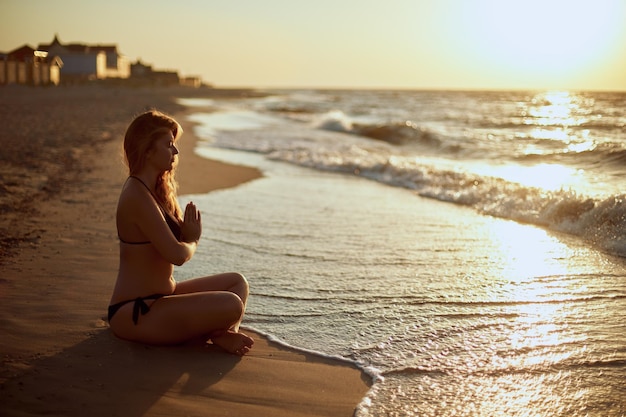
[108,294,166,325]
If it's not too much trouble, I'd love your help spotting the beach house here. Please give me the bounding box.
[2,35,202,87]
[129,58,181,86]
[37,34,130,82]
[0,45,63,86]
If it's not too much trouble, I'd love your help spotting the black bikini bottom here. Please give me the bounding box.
[108,294,166,325]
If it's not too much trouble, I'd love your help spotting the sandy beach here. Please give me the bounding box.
[0,85,370,416]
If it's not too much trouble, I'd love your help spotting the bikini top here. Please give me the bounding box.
[118,176,182,245]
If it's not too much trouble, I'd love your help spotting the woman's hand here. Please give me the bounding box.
[181,201,202,243]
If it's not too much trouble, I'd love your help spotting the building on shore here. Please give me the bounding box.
[129,59,203,88]
[37,34,130,83]
[129,58,180,86]
[1,35,204,87]
[0,45,63,86]
[180,76,203,88]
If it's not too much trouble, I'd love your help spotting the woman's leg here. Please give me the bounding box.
[174,272,253,354]
[175,272,249,301]
[111,290,253,354]
[174,272,249,331]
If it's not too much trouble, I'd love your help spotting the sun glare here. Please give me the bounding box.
[462,0,624,82]
[471,90,595,192]
[526,91,592,127]
[473,163,582,192]
[471,217,591,413]
[488,220,572,281]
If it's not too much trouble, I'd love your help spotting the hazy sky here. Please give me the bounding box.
[2,0,625,90]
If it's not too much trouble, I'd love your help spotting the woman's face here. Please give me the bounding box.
[147,131,179,172]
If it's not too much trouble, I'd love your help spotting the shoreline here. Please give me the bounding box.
[0,86,370,416]
[175,110,263,196]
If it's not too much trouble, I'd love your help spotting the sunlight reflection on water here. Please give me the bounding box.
[487,220,573,282]
[472,163,585,192]
[179,143,625,417]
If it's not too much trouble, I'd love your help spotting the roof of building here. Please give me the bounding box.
[8,44,36,59]
[38,34,119,55]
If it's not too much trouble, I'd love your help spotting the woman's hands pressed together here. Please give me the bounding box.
[181,201,202,243]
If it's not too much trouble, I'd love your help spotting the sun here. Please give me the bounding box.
[459,0,625,83]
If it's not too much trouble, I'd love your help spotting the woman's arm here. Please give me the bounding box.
[125,189,198,266]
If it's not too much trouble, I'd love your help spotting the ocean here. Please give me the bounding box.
[175,89,626,416]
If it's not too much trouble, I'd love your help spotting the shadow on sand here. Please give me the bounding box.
[1,328,241,416]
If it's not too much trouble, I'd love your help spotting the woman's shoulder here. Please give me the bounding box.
[118,179,157,214]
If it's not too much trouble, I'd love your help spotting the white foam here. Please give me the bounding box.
[186,111,282,136]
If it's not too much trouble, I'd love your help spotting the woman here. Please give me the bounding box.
[108,110,254,355]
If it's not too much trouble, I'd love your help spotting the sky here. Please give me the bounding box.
[2,0,625,91]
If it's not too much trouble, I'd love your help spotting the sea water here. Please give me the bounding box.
[175,90,626,416]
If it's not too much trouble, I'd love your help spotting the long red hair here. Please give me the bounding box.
[123,110,183,220]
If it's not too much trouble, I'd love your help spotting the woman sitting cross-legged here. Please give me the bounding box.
[107,110,254,356]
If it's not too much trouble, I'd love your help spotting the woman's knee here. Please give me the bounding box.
[217,291,245,323]
[231,272,248,286]
[229,272,249,299]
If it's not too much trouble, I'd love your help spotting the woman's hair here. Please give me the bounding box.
[123,110,183,220]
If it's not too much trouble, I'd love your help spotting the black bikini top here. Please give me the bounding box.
[118,176,182,245]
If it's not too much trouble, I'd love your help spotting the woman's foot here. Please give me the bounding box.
[211,330,254,356]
